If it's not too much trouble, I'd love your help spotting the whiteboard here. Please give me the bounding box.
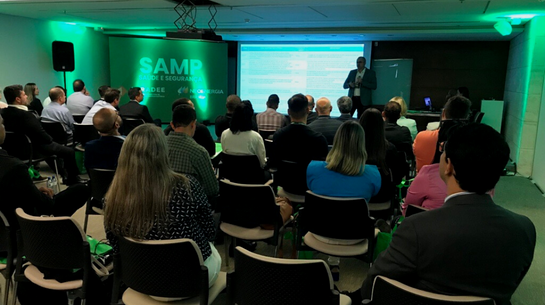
[371,59,413,105]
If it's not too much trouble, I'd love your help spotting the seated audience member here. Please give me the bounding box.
[41,87,75,140]
[84,108,124,170]
[119,87,154,123]
[414,95,471,172]
[215,94,240,140]
[82,88,120,125]
[401,122,465,215]
[270,94,328,194]
[336,96,356,122]
[94,85,110,104]
[0,113,89,227]
[167,105,218,197]
[164,98,215,156]
[389,96,417,139]
[308,97,343,145]
[361,123,536,305]
[360,108,408,203]
[307,121,380,201]
[383,101,413,159]
[221,102,267,169]
[41,85,65,108]
[241,100,259,131]
[105,124,220,291]
[25,83,43,116]
[2,85,85,185]
[256,94,287,132]
[66,79,94,116]
[427,89,459,131]
[306,94,318,124]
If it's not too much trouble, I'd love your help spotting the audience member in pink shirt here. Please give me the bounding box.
[402,163,446,215]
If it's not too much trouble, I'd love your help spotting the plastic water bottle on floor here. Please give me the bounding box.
[49,176,58,194]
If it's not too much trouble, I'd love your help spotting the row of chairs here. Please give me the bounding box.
[0,207,495,305]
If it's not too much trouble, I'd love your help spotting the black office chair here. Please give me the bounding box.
[13,208,95,305]
[0,211,16,305]
[219,153,269,184]
[73,123,99,149]
[370,276,495,305]
[258,130,275,140]
[112,237,227,305]
[296,191,376,264]
[227,246,351,305]
[41,121,70,145]
[120,118,145,136]
[218,179,285,267]
[474,112,485,123]
[83,168,116,232]
[274,160,309,203]
[2,131,61,193]
[72,115,85,124]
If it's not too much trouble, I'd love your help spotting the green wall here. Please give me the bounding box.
[0,13,110,101]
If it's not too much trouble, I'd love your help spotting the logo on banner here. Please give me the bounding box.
[138,57,204,82]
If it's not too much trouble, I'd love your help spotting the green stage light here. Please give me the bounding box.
[494,20,512,36]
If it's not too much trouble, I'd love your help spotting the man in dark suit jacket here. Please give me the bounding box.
[0,113,89,227]
[119,87,155,123]
[1,85,85,185]
[305,94,318,124]
[361,124,536,305]
[308,97,343,145]
[84,108,124,170]
[336,96,356,122]
[271,94,328,195]
[215,94,241,141]
[383,101,413,159]
[164,98,216,156]
[343,56,377,118]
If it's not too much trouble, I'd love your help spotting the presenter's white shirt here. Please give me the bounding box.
[81,101,116,125]
[354,68,366,97]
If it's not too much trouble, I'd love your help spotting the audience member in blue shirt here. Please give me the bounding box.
[307,120,381,202]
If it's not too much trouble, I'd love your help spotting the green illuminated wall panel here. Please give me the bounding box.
[109,37,228,123]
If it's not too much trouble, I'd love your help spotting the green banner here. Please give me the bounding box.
[109,37,227,123]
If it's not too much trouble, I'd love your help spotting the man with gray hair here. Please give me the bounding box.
[41,87,75,140]
[336,96,356,122]
[306,94,318,124]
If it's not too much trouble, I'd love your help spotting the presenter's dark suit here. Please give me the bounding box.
[343,68,377,118]
[1,106,80,180]
[119,100,154,123]
[0,149,89,228]
[361,193,536,305]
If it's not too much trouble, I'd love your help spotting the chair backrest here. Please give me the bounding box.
[121,118,145,136]
[405,204,428,218]
[475,112,485,123]
[219,179,280,228]
[371,276,496,305]
[230,246,339,305]
[2,131,33,163]
[41,121,68,145]
[88,168,116,205]
[0,211,16,277]
[258,130,275,140]
[74,123,99,146]
[301,191,374,240]
[116,237,208,300]
[15,208,89,270]
[73,115,85,124]
[275,160,309,195]
[219,153,265,184]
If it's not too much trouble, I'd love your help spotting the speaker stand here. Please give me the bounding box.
[63,71,67,92]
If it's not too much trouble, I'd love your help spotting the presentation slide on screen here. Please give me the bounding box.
[109,37,228,122]
[238,43,368,116]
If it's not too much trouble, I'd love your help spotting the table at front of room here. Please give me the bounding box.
[406,111,441,132]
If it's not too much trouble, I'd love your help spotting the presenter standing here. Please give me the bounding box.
[343,57,377,118]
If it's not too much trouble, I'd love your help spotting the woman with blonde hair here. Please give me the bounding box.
[390,96,417,140]
[104,124,221,289]
[25,83,43,115]
[306,120,381,201]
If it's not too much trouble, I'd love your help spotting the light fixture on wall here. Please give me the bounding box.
[494,20,512,36]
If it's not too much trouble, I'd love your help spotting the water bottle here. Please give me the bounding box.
[49,176,58,194]
[327,256,340,266]
[46,177,52,189]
